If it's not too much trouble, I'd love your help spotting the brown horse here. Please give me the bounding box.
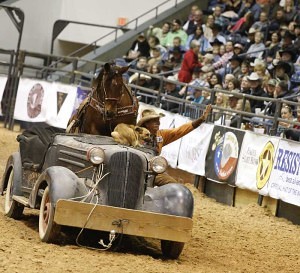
[67,63,138,136]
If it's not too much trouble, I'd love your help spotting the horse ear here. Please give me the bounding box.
[104,63,111,72]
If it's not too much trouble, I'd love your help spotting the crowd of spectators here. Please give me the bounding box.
[122,0,300,140]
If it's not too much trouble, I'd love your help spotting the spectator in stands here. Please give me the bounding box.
[186,5,201,21]
[147,46,162,68]
[147,22,171,48]
[282,0,297,22]
[185,25,211,55]
[227,11,254,35]
[262,78,278,115]
[227,77,241,91]
[213,40,234,75]
[233,43,244,56]
[209,23,227,44]
[269,9,287,32]
[165,19,188,48]
[280,30,296,51]
[178,40,202,83]
[249,11,268,32]
[265,32,281,64]
[272,60,292,84]
[277,104,295,136]
[125,32,150,61]
[213,92,229,120]
[200,53,215,80]
[183,8,204,35]
[208,72,223,88]
[247,72,265,112]
[136,104,211,186]
[278,48,296,71]
[246,31,266,58]
[238,0,262,21]
[226,89,251,127]
[202,14,215,41]
[228,54,243,78]
[160,75,184,112]
[131,56,148,73]
[240,60,251,78]
[240,75,251,94]
[213,5,230,29]
[251,58,271,87]
[223,73,235,89]
[147,63,161,91]
[148,35,167,60]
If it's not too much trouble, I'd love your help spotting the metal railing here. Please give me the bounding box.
[1,49,300,135]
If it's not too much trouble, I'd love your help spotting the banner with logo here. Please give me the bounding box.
[160,113,189,168]
[71,86,91,116]
[45,82,77,128]
[0,76,7,115]
[14,79,53,122]
[177,123,214,176]
[205,125,245,185]
[267,140,300,207]
[235,132,280,196]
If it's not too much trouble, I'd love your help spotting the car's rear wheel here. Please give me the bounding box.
[4,169,24,219]
[161,240,185,259]
[39,186,60,242]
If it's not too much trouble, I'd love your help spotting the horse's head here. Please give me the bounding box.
[96,63,129,119]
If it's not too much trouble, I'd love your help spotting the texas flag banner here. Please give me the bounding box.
[177,123,214,176]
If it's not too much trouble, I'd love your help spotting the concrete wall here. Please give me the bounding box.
[0,0,184,56]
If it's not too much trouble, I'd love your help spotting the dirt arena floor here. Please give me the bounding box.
[0,126,300,273]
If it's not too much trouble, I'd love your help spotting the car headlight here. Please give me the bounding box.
[87,147,105,165]
[149,156,168,174]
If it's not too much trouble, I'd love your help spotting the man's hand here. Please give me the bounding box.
[202,104,212,121]
[192,104,212,128]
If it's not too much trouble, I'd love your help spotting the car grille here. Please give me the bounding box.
[106,151,144,209]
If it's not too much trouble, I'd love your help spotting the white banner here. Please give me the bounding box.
[14,79,52,122]
[268,140,300,207]
[0,75,8,116]
[235,132,279,196]
[177,123,214,176]
[160,113,188,168]
[45,83,77,128]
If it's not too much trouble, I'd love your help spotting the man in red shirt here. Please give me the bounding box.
[178,40,202,83]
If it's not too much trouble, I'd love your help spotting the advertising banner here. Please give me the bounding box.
[235,132,279,196]
[14,79,52,122]
[177,123,214,176]
[268,140,300,207]
[160,114,188,168]
[45,82,77,128]
[0,76,7,115]
[205,125,245,185]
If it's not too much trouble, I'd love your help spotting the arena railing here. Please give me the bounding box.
[2,49,300,135]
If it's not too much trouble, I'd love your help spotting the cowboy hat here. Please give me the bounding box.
[137,109,165,127]
[274,60,292,74]
[247,72,261,81]
[129,73,151,83]
[250,58,265,67]
[229,54,243,64]
[278,48,297,62]
[228,89,241,98]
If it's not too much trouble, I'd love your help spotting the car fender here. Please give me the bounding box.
[29,166,88,208]
[0,152,22,195]
[143,183,194,218]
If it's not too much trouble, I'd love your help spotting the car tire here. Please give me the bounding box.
[4,168,24,219]
[39,186,61,242]
[161,240,185,259]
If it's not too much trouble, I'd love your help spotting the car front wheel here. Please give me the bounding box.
[39,186,61,242]
[4,169,24,219]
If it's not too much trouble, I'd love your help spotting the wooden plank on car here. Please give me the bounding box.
[54,199,193,242]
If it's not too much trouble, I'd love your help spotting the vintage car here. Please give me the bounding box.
[0,128,194,259]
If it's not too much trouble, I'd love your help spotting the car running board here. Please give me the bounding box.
[12,195,30,206]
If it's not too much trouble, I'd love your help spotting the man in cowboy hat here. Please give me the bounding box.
[247,72,265,112]
[137,104,212,186]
